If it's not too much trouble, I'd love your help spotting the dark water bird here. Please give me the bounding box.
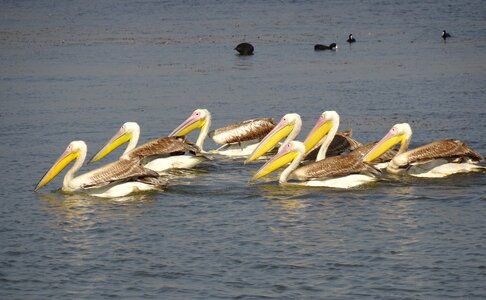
[347,34,356,43]
[442,30,451,40]
[235,42,254,55]
[314,43,337,51]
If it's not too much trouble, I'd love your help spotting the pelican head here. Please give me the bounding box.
[363,123,412,163]
[251,141,305,181]
[245,113,301,163]
[303,110,339,155]
[88,122,140,164]
[35,141,86,191]
[169,108,210,137]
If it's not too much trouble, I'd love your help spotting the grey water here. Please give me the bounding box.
[1,0,486,298]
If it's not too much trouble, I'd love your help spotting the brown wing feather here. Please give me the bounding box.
[82,159,159,189]
[137,176,168,188]
[405,139,484,164]
[125,137,200,161]
[340,128,353,137]
[327,133,362,156]
[292,155,380,180]
[209,118,276,144]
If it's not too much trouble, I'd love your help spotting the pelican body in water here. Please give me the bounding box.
[245,111,362,163]
[251,141,380,189]
[169,108,276,157]
[35,141,166,198]
[88,122,206,172]
[363,123,485,177]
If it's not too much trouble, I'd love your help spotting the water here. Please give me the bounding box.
[1,0,486,298]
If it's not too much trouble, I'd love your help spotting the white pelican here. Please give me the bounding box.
[251,141,380,188]
[362,123,485,177]
[300,111,396,168]
[169,108,276,157]
[88,122,206,172]
[245,111,362,163]
[35,141,166,198]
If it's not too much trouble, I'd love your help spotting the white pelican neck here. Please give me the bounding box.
[316,113,340,161]
[196,110,211,151]
[279,145,305,184]
[63,143,87,191]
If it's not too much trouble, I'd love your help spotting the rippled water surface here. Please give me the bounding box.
[1,0,486,299]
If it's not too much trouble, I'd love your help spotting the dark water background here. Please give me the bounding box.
[1,0,486,298]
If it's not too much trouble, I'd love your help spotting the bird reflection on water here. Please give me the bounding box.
[38,191,158,224]
[255,183,313,211]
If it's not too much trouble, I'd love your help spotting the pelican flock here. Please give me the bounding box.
[249,111,387,188]
[35,109,485,197]
[245,112,361,163]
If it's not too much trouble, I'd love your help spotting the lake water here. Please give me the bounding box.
[1,0,486,298]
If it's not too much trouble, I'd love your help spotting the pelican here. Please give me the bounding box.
[35,141,166,198]
[88,122,206,172]
[298,111,365,162]
[246,111,362,163]
[299,111,396,168]
[251,141,380,188]
[362,123,485,177]
[169,108,276,157]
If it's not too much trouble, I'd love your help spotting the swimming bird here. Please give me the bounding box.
[245,112,361,163]
[35,141,166,198]
[347,34,356,43]
[441,30,451,40]
[301,111,360,161]
[88,122,206,172]
[251,141,380,188]
[169,108,276,157]
[235,42,254,55]
[314,43,337,51]
[362,123,485,177]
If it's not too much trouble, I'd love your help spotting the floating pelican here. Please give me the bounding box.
[169,108,276,157]
[88,122,206,172]
[35,141,166,198]
[362,123,485,177]
[246,112,362,163]
[301,111,362,161]
[300,111,396,167]
[251,141,380,188]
